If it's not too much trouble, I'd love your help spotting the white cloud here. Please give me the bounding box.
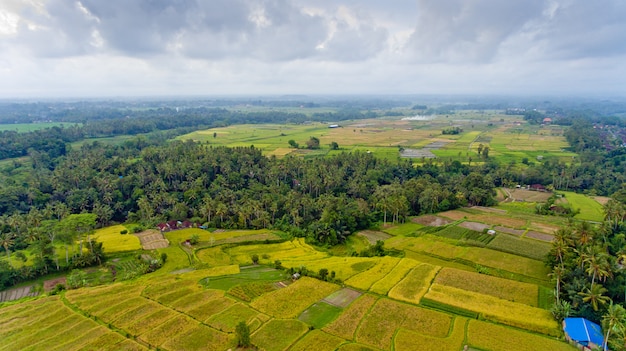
[0,0,625,97]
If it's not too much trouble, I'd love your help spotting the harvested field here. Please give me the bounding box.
[323,288,362,308]
[356,230,391,244]
[525,231,554,242]
[437,210,468,221]
[134,230,169,250]
[593,196,611,205]
[412,215,452,226]
[471,206,506,213]
[439,210,527,228]
[0,285,38,302]
[494,226,525,236]
[458,221,491,231]
[528,222,559,234]
[506,189,553,202]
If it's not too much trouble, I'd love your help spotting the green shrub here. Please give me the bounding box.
[120,229,128,234]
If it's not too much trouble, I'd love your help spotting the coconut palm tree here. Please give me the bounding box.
[0,232,15,265]
[602,302,626,351]
[579,284,611,311]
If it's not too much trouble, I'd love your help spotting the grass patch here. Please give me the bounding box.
[282,256,377,281]
[200,266,286,290]
[560,191,605,222]
[382,222,423,236]
[298,301,343,329]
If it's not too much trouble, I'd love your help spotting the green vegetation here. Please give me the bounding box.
[298,302,343,328]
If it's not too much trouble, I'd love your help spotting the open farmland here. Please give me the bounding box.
[93,225,141,252]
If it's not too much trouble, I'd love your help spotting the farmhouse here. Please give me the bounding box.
[563,318,605,350]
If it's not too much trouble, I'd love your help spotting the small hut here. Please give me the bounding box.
[563,317,605,350]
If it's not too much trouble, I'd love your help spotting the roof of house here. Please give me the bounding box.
[563,318,604,347]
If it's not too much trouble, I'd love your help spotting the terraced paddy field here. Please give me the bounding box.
[2,200,579,351]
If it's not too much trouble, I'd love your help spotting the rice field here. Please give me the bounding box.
[225,238,328,264]
[423,284,559,336]
[387,263,440,304]
[369,258,420,295]
[394,316,467,351]
[467,320,576,351]
[344,256,401,290]
[250,277,339,318]
[92,225,142,252]
[280,256,377,281]
[323,294,379,340]
[289,330,346,351]
[250,319,309,351]
[559,191,605,222]
[487,234,552,260]
[355,298,452,350]
[206,303,264,332]
[434,267,539,306]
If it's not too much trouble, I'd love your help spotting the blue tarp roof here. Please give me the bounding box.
[564,317,605,347]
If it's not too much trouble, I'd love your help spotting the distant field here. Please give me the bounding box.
[177,115,577,164]
[559,191,605,222]
[0,122,80,133]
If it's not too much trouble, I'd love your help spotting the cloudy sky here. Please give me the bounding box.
[0,0,625,98]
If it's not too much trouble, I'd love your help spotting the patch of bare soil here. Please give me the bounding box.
[0,286,38,302]
[134,229,169,250]
[323,288,362,308]
[525,231,554,242]
[593,196,611,206]
[43,277,67,291]
[471,206,507,214]
[458,221,490,231]
[494,226,525,236]
[412,215,453,227]
[356,230,392,244]
[507,189,553,202]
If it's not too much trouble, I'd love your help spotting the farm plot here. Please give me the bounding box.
[494,226,525,236]
[382,222,424,236]
[124,307,180,336]
[196,247,232,266]
[176,265,240,281]
[394,316,467,351]
[251,277,339,318]
[161,325,232,351]
[411,215,453,226]
[323,288,362,308]
[345,256,400,290]
[137,315,197,347]
[298,301,343,329]
[525,231,555,242]
[0,285,38,302]
[356,230,391,244]
[206,303,264,332]
[323,294,379,340]
[369,258,420,295]
[281,256,376,281]
[439,210,527,228]
[112,300,164,328]
[487,234,551,260]
[434,267,538,306]
[168,289,226,313]
[226,238,327,265]
[423,284,559,336]
[467,320,576,351]
[559,191,604,222]
[289,330,346,351]
[186,297,236,322]
[355,298,452,350]
[200,266,286,291]
[251,319,309,351]
[166,228,281,245]
[134,230,169,250]
[388,263,440,304]
[227,281,277,302]
[93,225,141,252]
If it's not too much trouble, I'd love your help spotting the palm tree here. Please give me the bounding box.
[602,302,626,351]
[579,284,611,311]
[0,232,15,266]
[584,248,612,289]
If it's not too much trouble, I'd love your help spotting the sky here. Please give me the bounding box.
[0,0,625,98]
